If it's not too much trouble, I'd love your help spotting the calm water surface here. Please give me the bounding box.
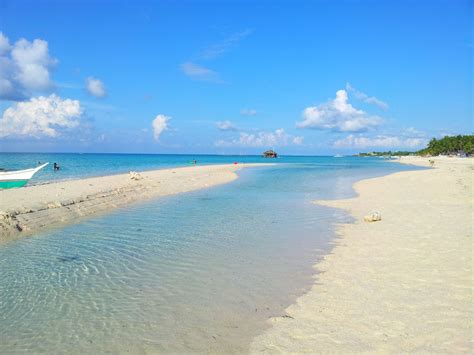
[0,156,419,353]
[0,152,351,184]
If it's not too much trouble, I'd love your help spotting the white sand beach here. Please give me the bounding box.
[251,157,473,353]
[0,163,264,242]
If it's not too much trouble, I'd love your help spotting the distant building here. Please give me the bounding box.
[263,150,278,158]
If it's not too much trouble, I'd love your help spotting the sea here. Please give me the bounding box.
[0,153,420,353]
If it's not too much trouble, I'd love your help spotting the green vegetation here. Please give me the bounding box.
[358,151,413,157]
[358,135,474,157]
[418,135,474,156]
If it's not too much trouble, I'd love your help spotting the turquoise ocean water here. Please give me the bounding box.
[0,152,333,185]
[0,154,419,352]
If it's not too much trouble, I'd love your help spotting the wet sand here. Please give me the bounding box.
[251,156,473,353]
[0,164,265,242]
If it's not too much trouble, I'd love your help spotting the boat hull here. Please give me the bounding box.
[0,180,29,189]
[0,163,48,189]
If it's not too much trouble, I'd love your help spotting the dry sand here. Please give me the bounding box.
[0,164,264,242]
[251,156,473,353]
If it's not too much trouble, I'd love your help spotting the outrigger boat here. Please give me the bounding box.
[0,162,49,189]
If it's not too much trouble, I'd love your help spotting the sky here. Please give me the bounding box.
[0,0,472,155]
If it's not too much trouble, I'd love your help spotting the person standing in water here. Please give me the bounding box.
[53,162,60,171]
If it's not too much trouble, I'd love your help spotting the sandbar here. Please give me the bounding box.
[0,164,266,242]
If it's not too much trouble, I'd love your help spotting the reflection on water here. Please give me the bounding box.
[0,161,418,353]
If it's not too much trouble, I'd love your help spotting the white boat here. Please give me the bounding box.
[0,163,49,189]
[334,154,343,158]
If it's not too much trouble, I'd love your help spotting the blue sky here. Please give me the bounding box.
[0,0,471,154]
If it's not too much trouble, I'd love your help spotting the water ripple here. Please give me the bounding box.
[0,160,417,353]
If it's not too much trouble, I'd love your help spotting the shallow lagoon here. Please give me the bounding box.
[0,158,418,353]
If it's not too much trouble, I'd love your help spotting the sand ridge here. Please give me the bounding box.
[0,163,267,242]
[251,156,473,353]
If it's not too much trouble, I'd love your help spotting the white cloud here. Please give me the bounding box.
[240,108,257,116]
[86,77,107,98]
[152,114,170,141]
[334,134,426,149]
[403,126,426,137]
[403,138,426,147]
[345,83,389,110]
[0,32,57,100]
[97,133,106,142]
[296,90,382,132]
[181,29,252,84]
[0,32,11,55]
[292,136,304,145]
[0,94,82,138]
[216,120,237,131]
[199,29,253,60]
[215,128,303,148]
[180,62,221,82]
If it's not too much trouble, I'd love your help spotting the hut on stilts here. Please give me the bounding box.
[262,150,278,158]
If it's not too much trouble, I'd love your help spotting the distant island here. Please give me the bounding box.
[358,135,474,157]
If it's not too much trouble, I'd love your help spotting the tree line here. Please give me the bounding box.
[418,135,473,156]
[358,135,473,157]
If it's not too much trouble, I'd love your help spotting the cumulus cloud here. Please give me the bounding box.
[296,90,382,132]
[180,62,221,82]
[152,114,170,141]
[240,108,257,116]
[345,83,389,110]
[86,77,107,98]
[0,32,12,55]
[334,134,426,149]
[215,128,303,148]
[0,32,57,101]
[216,120,237,131]
[0,94,82,138]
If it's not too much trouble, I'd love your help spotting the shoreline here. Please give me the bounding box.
[0,163,267,243]
[251,156,473,353]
